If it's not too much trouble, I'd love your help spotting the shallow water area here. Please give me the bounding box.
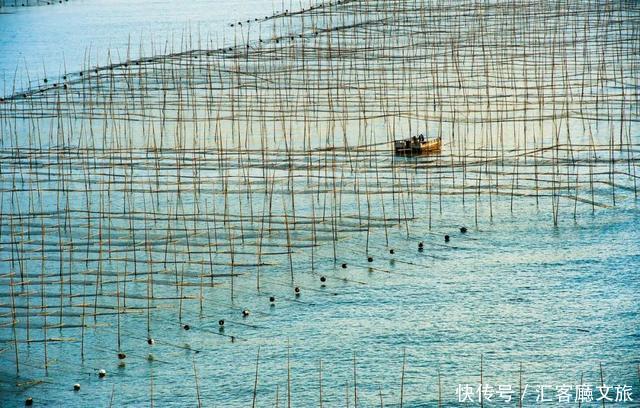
[0,0,639,406]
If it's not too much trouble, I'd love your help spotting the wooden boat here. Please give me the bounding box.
[394,135,442,156]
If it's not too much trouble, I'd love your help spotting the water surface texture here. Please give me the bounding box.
[0,0,639,407]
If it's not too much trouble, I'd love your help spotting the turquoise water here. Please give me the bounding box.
[2,203,640,407]
[1,1,639,407]
[0,0,280,84]
[1,180,638,406]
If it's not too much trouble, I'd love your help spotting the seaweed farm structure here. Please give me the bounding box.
[0,0,639,406]
[0,0,69,8]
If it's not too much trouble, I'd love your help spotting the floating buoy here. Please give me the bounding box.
[117,352,126,360]
[294,286,300,295]
[460,227,468,233]
[218,319,225,327]
[44,78,48,83]
[320,276,326,283]
[367,256,373,262]
[73,383,80,391]
[147,338,154,345]
[444,235,450,242]
[418,241,424,249]
[98,369,106,378]
[25,397,33,406]
[269,296,275,303]
[341,263,347,269]
[183,324,190,331]
[242,309,250,317]
[389,249,395,254]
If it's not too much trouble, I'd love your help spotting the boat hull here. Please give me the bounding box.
[394,138,441,156]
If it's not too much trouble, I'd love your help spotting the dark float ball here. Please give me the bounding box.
[294,286,300,294]
[25,397,33,406]
[460,227,468,233]
[320,276,326,283]
[218,319,225,327]
[147,338,155,345]
[444,235,450,242]
[117,352,126,360]
[73,383,81,391]
[389,249,395,254]
[242,309,250,317]
[269,296,275,303]
[367,256,373,262]
[341,263,347,269]
[183,324,190,331]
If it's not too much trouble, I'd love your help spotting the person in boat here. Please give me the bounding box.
[412,136,418,144]
[418,134,425,142]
